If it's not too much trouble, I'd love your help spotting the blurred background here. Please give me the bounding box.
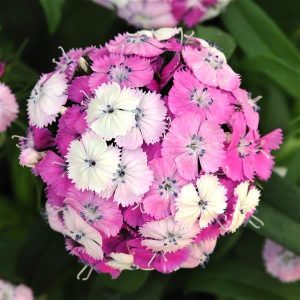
[0,0,300,299]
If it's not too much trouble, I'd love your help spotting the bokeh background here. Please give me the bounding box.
[0,0,300,299]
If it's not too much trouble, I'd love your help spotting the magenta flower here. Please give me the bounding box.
[19,29,281,278]
[0,83,19,132]
[263,240,300,283]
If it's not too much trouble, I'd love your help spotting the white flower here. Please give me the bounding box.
[27,72,68,127]
[66,131,120,193]
[63,206,103,260]
[86,82,140,140]
[101,148,153,206]
[116,90,167,149]
[0,280,14,300]
[175,174,227,228]
[227,181,261,233]
[140,217,199,253]
[107,253,137,270]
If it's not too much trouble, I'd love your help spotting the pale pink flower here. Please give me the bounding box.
[140,217,199,253]
[27,72,68,128]
[168,70,232,123]
[102,148,153,207]
[65,187,122,237]
[263,240,300,283]
[63,206,103,260]
[181,238,217,268]
[143,157,187,219]
[182,45,240,91]
[0,279,33,300]
[162,112,225,180]
[0,83,18,132]
[116,90,167,149]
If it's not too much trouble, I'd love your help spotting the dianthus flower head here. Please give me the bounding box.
[0,82,19,132]
[20,29,281,279]
[92,0,231,29]
[0,279,34,300]
[263,240,300,283]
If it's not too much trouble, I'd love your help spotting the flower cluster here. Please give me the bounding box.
[0,62,19,133]
[19,28,282,278]
[92,0,231,29]
[0,279,33,300]
[263,240,300,283]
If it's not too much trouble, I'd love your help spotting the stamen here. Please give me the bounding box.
[80,89,90,100]
[249,215,264,229]
[148,252,157,266]
[76,265,93,281]
[252,95,262,103]
[217,219,227,231]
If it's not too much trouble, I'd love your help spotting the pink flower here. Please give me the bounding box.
[129,238,190,273]
[252,129,283,180]
[168,70,232,123]
[181,239,217,268]
[106,32,166,58]
[102,148,153,207]
[182,45,240,91]
[0,83,18,132]
[143,158,187,219]
[124,205,153,228]
[263,240,300,283]
[116,90,167,149]
[162,112,225,180]
[89,54,153,89]
[65,187,122,238]
[223,120,256,181]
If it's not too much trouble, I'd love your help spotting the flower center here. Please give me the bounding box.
[127,34,149,44]
[84,159,96,167]
[238,138,251,158]
[187,134,206,156]
[163,232,182,247]
[113,164,127,183]
[109,64,131,83]
[190,87,213,107]
[103,104,114,114]
[30,85,43,104]
[134,107,144,127]
[205,52,224,70]
[82,203,102,223]
[198,199,208,210]
[158,177,178,198]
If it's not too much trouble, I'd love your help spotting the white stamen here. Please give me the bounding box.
[249,215,264,229]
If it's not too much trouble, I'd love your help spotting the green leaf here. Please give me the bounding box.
[186,259,300,300]
[89,270,148,297]
[241,55,300,99]
[222,0,300,66]
[193,25,236,59]
[261,174,300,222]
[39,0,65,34]
[251,202,300,255]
